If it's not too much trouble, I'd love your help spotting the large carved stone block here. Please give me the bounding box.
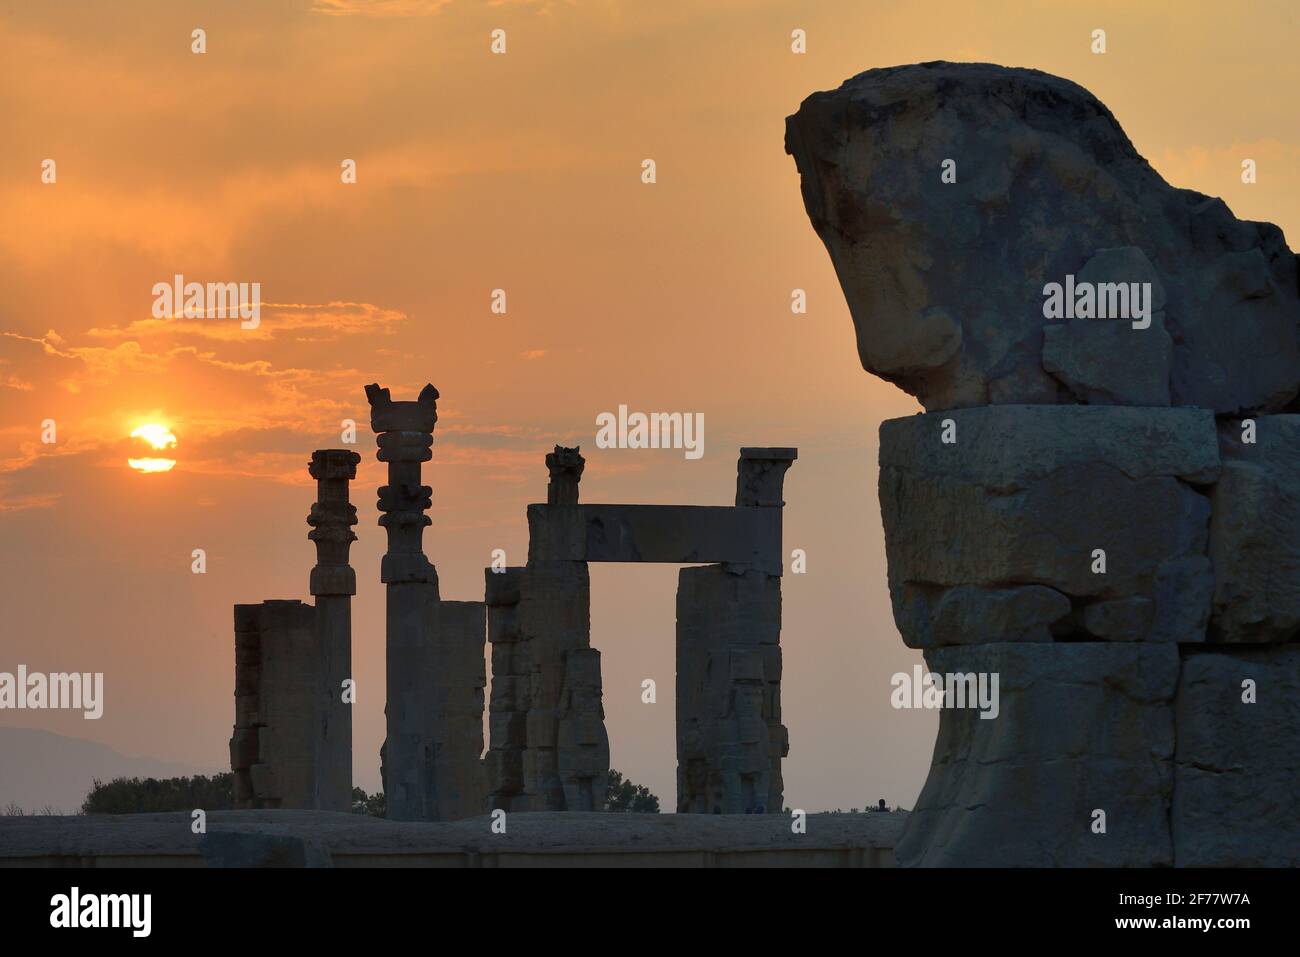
[785,61,1300,414]
[880,406,1218,646]
[897,642,1179,867]
[1174,646,1300,866]
[1210,416,1300,642]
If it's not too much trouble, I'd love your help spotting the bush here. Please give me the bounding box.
[81,773,235,815]
[351,787,386,817]
[605,769,660,813]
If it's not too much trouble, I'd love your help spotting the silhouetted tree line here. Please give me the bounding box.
[81,773,234,814]
[606,769,660,813]
[78,769,660,816]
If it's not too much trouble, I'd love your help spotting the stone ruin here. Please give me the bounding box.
[786,61,1300,865]
[230,384,797,820]
[231,449,360,811]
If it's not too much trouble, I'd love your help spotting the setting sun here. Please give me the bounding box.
[128,423,177,473]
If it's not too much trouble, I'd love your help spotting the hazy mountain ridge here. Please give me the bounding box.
[0,727,217,813]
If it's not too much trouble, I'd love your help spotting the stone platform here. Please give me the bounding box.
[0,810,904,868]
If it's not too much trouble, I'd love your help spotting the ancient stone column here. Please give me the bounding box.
[546,445,584,504]
[676,447,795,814]
[230,600,317,809]
[675,566,782,814]
[366,382,441,821]
[484,567,529,812]
[518,445,607,810]
[556,648,610,811]
[430,600,488,820]
[307,448,361,812]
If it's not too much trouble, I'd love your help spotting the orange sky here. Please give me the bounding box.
[1,0,1297,810]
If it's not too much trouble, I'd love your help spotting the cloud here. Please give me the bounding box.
[87,301,407,343]
[309,0,453,16]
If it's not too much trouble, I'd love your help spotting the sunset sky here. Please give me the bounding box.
[1,0,1297,810]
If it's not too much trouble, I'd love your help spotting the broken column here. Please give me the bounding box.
[230,600,317,809]
[230,450,360,811]
[546,444,584,504]
[787,61,1300,865]
[484,567,529,812]
[556,648,610,811]
[307,448,361,812]
[367,382,441,821]
[430,600,488,820]
[675,448,795,814]
[516,446,608,811]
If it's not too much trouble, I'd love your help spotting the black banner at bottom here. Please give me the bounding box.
[0,866,1285,942]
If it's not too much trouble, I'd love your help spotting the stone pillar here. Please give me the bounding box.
[736,447,797,509]
[676,447,795,814]
[517,446,607,810]
[366,382,441,821]
[431,600,487,821]
[485,567,529,812]
[306,448,360,812]
[557,648,610,811]
[230,600,317,809]
[675,566,783,814]
[546,445,584,504]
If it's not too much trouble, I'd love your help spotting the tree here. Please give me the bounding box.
[605,769,660,813]
[351,787,386,817]
[81,774,234,815]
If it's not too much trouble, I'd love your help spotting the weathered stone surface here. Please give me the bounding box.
[430,600,487,821]
[880,407,1216,642]
[1174,647,1300,866]
[199,830,333,868]
[1042,247,1174,406]
[1042,319,1173,407]
[736,448,798,508]
[229,600,318,810]
[485,561,526,812]
[1210,415,1300,642]
[785,62,1300,413]
[1,810,907,869]
[513,560,597,812]
[897,642,1179,867]
[528,504,784,575]
[879,405,1220,486]
[556,648,610,811]
[895,584,1069,648]
[676,564,786,814]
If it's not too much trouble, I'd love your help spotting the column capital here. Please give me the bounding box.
[736,447,798,508]
[307,448,361,596]
[546,445,585,505]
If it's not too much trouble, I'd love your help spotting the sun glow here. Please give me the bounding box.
[128,423,177,473]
